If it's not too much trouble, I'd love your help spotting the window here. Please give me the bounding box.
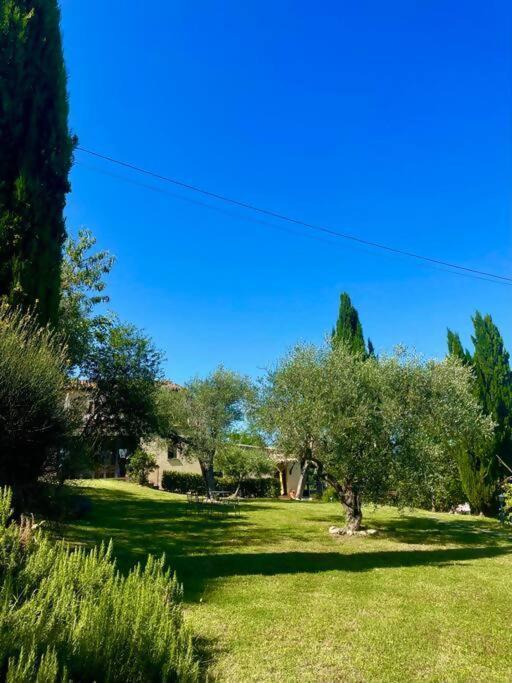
[167,443,179,461]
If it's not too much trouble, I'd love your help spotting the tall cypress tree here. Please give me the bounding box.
[447,313,512,512]
[0,0,74,324]
[331,292,367,355]
[471,312,512,466]
[447,329,471,364]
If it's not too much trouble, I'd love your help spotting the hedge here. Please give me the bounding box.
[161,470,280,498]
[161,471,205,495]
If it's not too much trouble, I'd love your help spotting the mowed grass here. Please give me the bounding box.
[59,480,512,682]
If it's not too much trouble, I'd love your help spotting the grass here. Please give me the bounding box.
[58,479,512,682]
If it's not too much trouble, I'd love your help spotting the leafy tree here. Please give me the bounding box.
[259,343,492,532]
[447,329,471,364]
[217,432,274,496]
[126,448,157,486]
[367,338,376,358]
[165,367,254,496]
[447,313,512,511]
[0,304,72,498]
[457,445,497,515]
[59,228,115,368]
[471,312,512,467]
[81,324,164,454]
[331,292,366,355]
[0,0,74,324]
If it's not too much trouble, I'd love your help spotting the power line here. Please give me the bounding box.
[76,160,512,288]
[76,146,512,285]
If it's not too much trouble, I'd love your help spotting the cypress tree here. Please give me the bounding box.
[331,292,367,356]
[367,338,376,358]
[447,313,512,512]
[471,312,512,466]
[0,0,74,324]
[447,329,471,364]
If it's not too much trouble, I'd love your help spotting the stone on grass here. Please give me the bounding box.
[329,526,377,537]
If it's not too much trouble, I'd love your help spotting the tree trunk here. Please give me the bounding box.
[338,484,362,532]
[308,458,365,533]
[295,461,310,500]
[233,476,242,498]
[278,465,287,496]
[200,461,215,498]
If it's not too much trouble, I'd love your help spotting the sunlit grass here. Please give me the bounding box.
[60,479,512,682]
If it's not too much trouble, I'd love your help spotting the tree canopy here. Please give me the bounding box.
[59,228,115,368]
[0,304,72,496]
[81,323,164,453]
[0,0,74,324]
[258,343,492,531]
[163,367,254,496]
[447,312,512,512]
[331,292,367,356]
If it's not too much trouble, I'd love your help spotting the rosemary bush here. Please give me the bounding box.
[0,488,199,682]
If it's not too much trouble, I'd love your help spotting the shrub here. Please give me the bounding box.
[0,488,199,682]
[161,471,206,494]
[0,305,72,496]
[321,486,337,503]
[160,470,280,497]
[502,483,512,523]
[216,476,280,498]
[126,448,157,486]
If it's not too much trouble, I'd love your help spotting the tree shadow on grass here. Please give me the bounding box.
[176,544,512,602]
[370,513,510,547]
[303,507,511,547]
[60,483,512,603]
[59,484,288,571]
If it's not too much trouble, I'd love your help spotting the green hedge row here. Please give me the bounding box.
[161,470,280,498]
[161,471,205,495]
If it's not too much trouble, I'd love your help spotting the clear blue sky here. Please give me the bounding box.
[60,0,511,384]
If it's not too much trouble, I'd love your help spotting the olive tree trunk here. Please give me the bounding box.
[310,459,364,532]
[200,460,215,498]
[338,485,362,532]
[295,460,310,500]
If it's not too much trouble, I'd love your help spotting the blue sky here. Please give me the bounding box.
[60,0,511,383]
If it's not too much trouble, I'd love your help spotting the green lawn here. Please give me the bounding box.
[59,480,512,682]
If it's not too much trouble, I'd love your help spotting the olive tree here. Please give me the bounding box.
[0,305,73,500]
[258,343,492,533]
[217,432,274,497]
[163,367,254,497]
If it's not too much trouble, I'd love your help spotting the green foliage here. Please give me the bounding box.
[0,0,74,324]
[81,323,164,452]
[217,432,274,487]
[0,305,72,493]
[471,312,512,467]
[161,471,205,494]
[0,487,199,682]
[321,486,337,503]
[447,312,512,510]
[59,228,115,367]
[258,343,493,526]
[331,292,367,356]
[447,329,471,364]
[126,448,157,486]
[457,444,497,515]
[216,475,280,498]
[162,367,254,494]
[503,483,512,523]
[160,470,279,497]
